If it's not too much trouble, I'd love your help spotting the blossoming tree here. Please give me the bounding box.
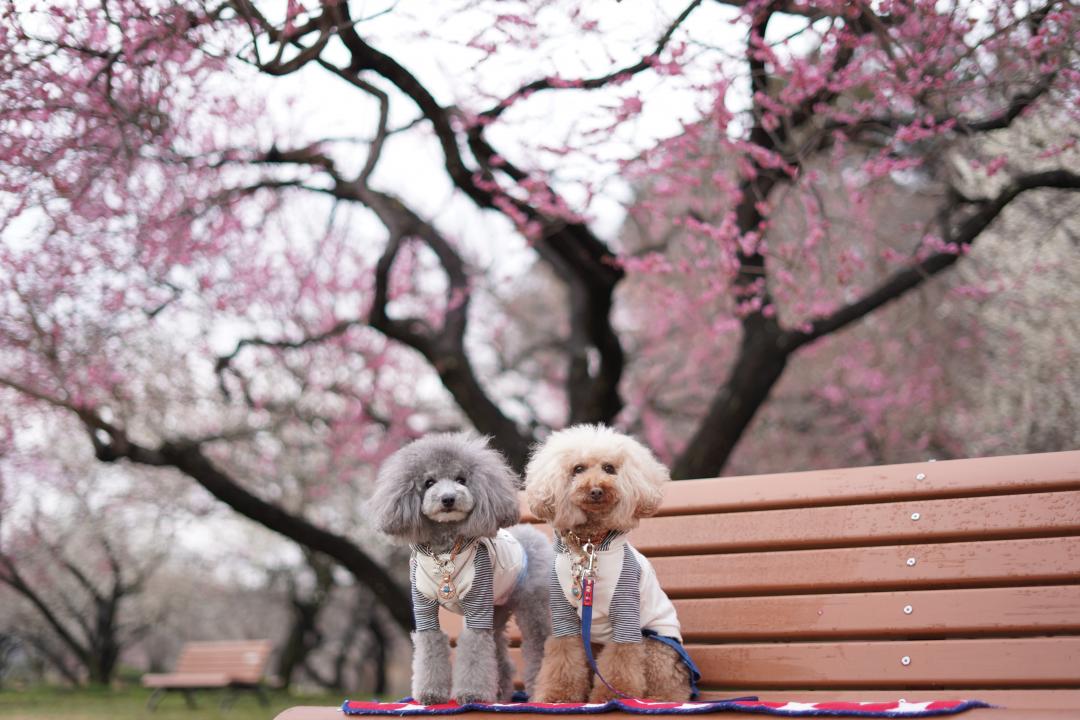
[2,0,1077,624]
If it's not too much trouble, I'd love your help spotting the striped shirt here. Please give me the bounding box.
[410,529,525,631]
[551,532,681,644]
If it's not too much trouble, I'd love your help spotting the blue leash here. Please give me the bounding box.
[579,576,636,699]
[579,576,712,701]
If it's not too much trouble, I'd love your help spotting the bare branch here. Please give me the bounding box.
[480,0,705,122]
[783,170,1080,351]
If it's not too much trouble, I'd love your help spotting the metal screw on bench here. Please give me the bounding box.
[906,557,917,566]
[904,605,913,614]
[901,656,911,666]
[916,472,926,480]
[911,512,921,520]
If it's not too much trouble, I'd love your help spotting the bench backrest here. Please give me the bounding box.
[173,640,272,684]
[443,450,1080,703]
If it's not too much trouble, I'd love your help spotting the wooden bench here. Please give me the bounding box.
[143,639,272,710]
[277,450,1080,719]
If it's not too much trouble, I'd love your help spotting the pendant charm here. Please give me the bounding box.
[438,575,457,600]
[571,584,582,599]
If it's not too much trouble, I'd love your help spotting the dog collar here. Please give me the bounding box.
[412,537,477,601]
[556,529,623,554]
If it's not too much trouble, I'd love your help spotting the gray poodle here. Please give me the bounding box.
[368,433,552,704]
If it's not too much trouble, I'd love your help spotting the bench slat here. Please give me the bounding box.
[676,585,1080,639]
[445,584,1080,644]
[630,490,1080,556]
[502,636,1080,687]
[518,452,1080,520]
[689,637,1080,688]
[142,672,231,688]
[650,536,1080,596]
[657,451,1080,515]
[694,689,1080,709]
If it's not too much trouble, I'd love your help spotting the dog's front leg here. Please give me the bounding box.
[412,630,453,704]
[532,635,591,703]
[588,642,647,702]
[452,627,499,704]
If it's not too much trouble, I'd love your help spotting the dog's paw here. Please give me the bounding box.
[453,691,495,705]
[415,690,451,706]
[588,685,617,704]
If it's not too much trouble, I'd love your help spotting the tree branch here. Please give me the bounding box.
[782,169,1080,351]
[0,555,90,665]
[479,0,704,122]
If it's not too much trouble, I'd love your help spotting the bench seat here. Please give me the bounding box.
[142,639,272,709]
[142,671,232,688]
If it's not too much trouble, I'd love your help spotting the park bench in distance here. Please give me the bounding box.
[276,450,1080,720]
[142,639,272,710]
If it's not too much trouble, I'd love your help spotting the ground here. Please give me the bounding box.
[0,685,346,720]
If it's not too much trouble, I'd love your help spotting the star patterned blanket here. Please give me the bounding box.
[340,698,991,717]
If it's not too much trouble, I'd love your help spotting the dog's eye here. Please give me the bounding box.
[572,464,586,475]
[423,477,436,489]
[602,463,616,475]
[455,476,467,485]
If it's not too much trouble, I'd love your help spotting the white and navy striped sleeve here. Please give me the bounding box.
[460,543,494,630]
[549,561,582,637]
[550,535,581,637]
[410,557,441,632]
[609,545,643,643]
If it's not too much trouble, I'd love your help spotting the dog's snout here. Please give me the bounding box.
[440,495,456,509]
[588,487,605,502]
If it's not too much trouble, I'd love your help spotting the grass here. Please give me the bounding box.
[0,685,347,720]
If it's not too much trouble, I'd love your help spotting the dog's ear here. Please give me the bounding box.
[523,441,564,523]
[618,436,668,520]
[366,448,423,540]
[461,440,522,535]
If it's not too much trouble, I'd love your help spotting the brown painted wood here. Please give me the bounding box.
[446,585,1080,644]
[693,689,1080,709]
[655,451,1080,515]
[517,451,1080,521]
[688,637,1080,688]
[675,585,1080,640]
[144,640,271,687]
[142,672,231,688]
[626,490,1080,556]
[496,638,1080,689]
[651,536,1080,597]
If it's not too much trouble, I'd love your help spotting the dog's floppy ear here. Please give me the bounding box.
[524,440,564,522]
[460,436,521,536]
[617,435,668,520]
[366,447,423,540]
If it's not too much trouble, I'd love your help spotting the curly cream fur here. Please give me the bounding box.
[526,425,690,702]
[524,424,667,533]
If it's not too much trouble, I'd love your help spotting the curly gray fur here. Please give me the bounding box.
[412,631,452,704]
[368,433,552,703]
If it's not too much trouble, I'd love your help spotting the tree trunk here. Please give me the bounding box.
[672,326,789,480]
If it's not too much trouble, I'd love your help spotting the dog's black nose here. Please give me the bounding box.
[589,487,605,502]
[441,496,456,509]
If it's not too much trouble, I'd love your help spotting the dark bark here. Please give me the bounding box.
[274,553,334,688]
[364,609,388,696]
[151,441,413,631]
[675,171,1080,478]
[75,414,413,631]
[1,543,127,685]
[672,325,789,479]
